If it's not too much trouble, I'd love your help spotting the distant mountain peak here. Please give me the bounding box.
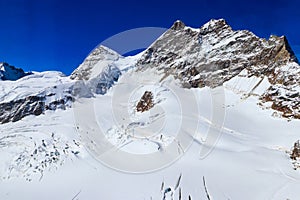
[171,20,186,30]
[199,18,231,34]
[0,62,31,81]
[70,45,121,81]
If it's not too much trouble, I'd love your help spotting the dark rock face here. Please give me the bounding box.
[291,140,300,160]
[136,91,154,112]
[0,62,31,81]
[0,94,74,124]
[290,140,300,170]
[0,96,44,123]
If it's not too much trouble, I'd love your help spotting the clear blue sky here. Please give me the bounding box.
[0,0,300,75]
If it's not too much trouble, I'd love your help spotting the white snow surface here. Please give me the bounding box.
[0,58,300,199]
[0,71,70,103]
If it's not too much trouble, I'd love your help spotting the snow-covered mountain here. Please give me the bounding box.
[0,62,31,81]
[1,19,300,200]
[138,19,299,119]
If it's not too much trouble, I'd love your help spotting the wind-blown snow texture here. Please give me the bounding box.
[1,19,300,200]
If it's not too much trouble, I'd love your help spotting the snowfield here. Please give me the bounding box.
[1,67,300,200]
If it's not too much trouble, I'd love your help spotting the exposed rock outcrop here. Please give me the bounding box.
[0,94,74,124]
[0,62,31,81]
[136,91,154,112]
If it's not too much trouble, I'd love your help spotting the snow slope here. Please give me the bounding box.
[1,68,300,199]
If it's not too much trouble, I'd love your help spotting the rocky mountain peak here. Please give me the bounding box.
[199,18,231,35]
[137,18,298,88]
[268,35,299,64]
[0,62,30,81]
[171,20,185,30]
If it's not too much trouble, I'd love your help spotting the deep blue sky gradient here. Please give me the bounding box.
[0,0,300,75]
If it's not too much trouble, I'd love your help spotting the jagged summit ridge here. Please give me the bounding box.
[199,18,232,34]
[137,18,298,88]
[0,62,31,81]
